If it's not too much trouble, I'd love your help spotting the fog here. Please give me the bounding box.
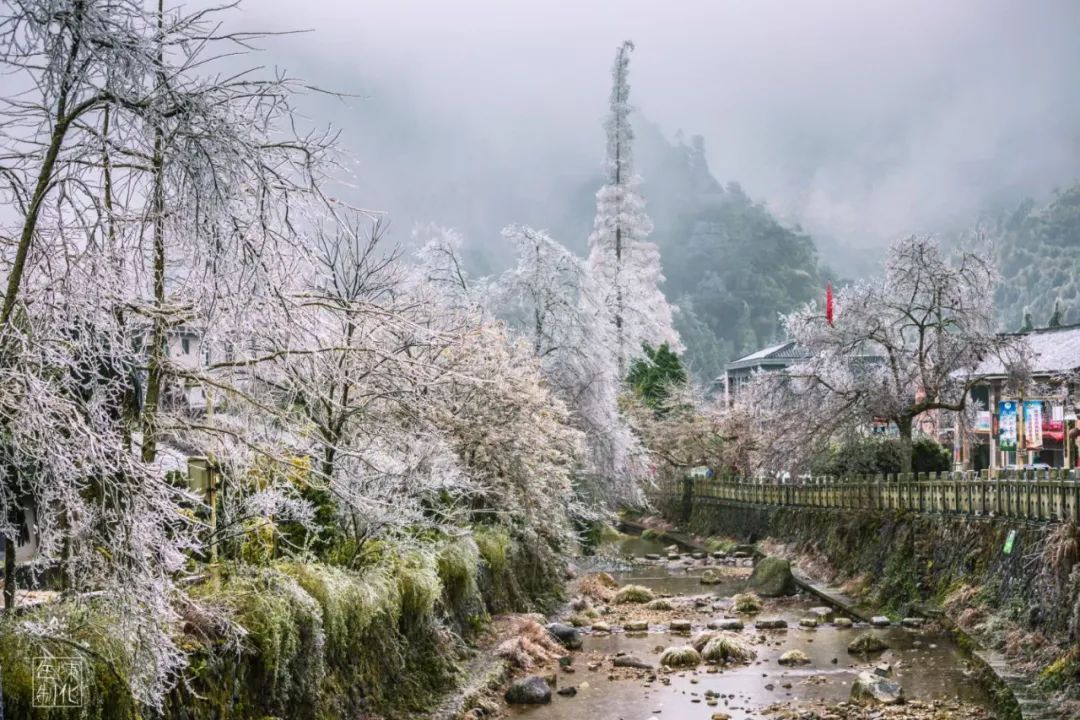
[244,0,1080,273]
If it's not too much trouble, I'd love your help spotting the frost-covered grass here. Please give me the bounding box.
[701,634,756,664]
[613,584,656,604]
[437,535,482,608]
[732,592,763,613]
[0,603,141,719]
[475,525,511,576]
[705,536,737,554]
[659,645,701,668]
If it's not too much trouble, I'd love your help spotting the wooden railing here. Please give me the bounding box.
[650,470,1080,524]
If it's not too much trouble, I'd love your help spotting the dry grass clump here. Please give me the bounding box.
[646,598,673,611]
[495,617,566,670]
[731,592,762,613]
[701,634,756,664]
[839,573,873,598]
[580,572,619,602]
[1004,628,1046,658]
[943,583,980,608]
[613,584,656,604]
[957,606,986,631]
[1039,523,1080,590]
[659,645,701,668]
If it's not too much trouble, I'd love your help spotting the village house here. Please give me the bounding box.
[720,340,807,406]
[953,323,1080,472]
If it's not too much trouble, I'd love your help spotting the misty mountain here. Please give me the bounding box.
[995,183,1080,331]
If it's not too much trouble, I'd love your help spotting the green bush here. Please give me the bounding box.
[812,436,951,476]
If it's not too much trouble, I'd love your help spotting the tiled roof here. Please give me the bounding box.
[972,324,1080,376]
[725,340,807,371]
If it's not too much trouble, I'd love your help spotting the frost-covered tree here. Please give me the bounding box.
[752,235,1028,473]
[0,0,336,706]
[498,225,588,358]
[585,40,680,375]
[496,224,648,508]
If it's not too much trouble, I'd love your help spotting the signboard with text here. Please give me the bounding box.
[998,401,1017,451]
[1024,400,1043,449]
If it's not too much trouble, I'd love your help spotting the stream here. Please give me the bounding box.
[506,536,996,720]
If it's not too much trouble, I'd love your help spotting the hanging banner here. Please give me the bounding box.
[975,411,992,433]
[1024,400,1043,449]
[998,401,1018,451]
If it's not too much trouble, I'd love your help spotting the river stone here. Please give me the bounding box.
[874,662,893,677]
[692,551,706,560]
[613,655,653,669]
[778,649,811,666]
[710,618,744,631]
[851,670,904,705]
[848,633,890,654]
[870,615,892,627]
[834,617,854,628]
[623,620,649,632]
[755,618,788,630]
[645,553,661,560]
[556,685,577,696]
[667,552,681,561]
[591,622,611,633]
[901,617,926,628]
[547,623,583,650]
[711,551,727,559]
[505,675,552,705]
[799,617,818,628]
[669,619,692,633]
[747,556,797,597]
[700,568,723,585]
[809,606,834,623]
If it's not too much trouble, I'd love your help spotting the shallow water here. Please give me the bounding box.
[508,540,993,720]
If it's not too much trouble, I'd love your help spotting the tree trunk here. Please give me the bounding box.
[897,416,914,475]
[141,1,167,463]
[3,536,14,612]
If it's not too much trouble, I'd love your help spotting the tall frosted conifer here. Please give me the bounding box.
[586,41,681,376]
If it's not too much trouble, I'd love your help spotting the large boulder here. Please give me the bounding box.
[547,623,583,650]
[747,556,797,597]
[505,675,552,705]
[847,633,889,655]
[778,649,811,666]
[850,670,904,705]
[700,568,724,585]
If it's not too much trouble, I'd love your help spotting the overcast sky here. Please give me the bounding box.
[239,0,1080,262]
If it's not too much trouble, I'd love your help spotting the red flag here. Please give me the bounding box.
[826,282,834,326]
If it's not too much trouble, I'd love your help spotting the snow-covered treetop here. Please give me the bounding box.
[605,40,636,186]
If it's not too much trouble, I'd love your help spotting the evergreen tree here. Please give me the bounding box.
[1049,300,1064,328]
[585,41,680,376]
[627,343,687,407]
